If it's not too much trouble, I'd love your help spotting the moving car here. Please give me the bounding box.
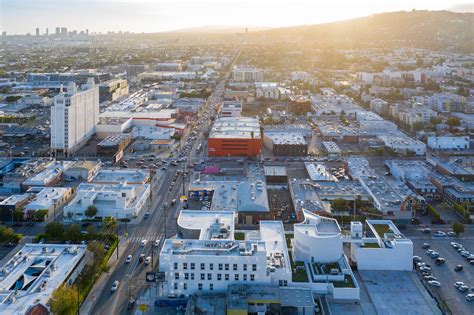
[428,280,441,287]
[141,240,147,247]
[139,254,146,263]
[145,256,152,265]
[154,239,160,247]
[111,280,119,292]
[126,255,132,263]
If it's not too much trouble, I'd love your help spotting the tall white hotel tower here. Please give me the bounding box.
[50,79,99,156]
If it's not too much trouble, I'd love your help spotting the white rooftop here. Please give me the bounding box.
[209,117,261,139]
[91,169,149,184]
[23,161,74,186]
[0,244,86,315]
[177,210,235,240]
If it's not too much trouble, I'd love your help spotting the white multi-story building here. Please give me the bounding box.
[427,136,470,150]
[50,80,99,156]
[255,82,280,99]
[159,211,291,297]
[378,135,426,156]
[232,66,264,82]
[350,220,413,271]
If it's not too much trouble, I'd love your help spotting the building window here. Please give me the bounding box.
[207,273,212,280]
[191,263,195,270]
[210,283,214,290]
[201,273,205,280]
[209,263,214,270]
[243,264,247,271]
[174,262,178,269]
[201,263,205,270]
[250,274,255,281]
[225,274,229,281]
[243,274,247,281]
[252,264,257,271]
[235,274,239,281]
[284,280,288,286]
[191,273,195,280]
[279,280,282,286]
[217,273,222,281]
[183,283,187,290]
[233,264,237,271]
[183,263,187,270]
[225,264,229,271]
[218,263,223,270]
[174,273,179,280]
[184,273,189,280]
[198,283,203,290]
[174,283,178,290]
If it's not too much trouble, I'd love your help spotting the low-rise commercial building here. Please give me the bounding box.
[24,187,73,220]
[63,182,150,220]
[208,117,261,157]
[263,132,308,156]
[98,79,129,102]
[0,244,88,315]
[22,160,75,187]
[427,136,470,150]
[63,160,101,181]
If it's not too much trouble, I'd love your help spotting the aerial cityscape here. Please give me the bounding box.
[0,1,473,314]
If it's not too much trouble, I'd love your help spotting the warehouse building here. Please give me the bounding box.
[263,132,308,156]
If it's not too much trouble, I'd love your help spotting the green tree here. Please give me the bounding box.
[45,221,65,241]
[102,217,117,230]
[12,210,24,222]
[33,209,49,222]
[452,222,465,236]
[50,284,78,315]
[332,198,349,212]
[87,241,106,272]
[85,205,98,218]
[86,225,97,238]
[447,117,460,128]
[0,226,22,243]
[412,122,424,132]
[65,224,82,243]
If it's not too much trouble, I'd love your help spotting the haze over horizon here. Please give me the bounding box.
[0,0,473,35]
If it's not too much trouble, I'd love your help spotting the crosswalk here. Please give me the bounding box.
[129,235,163,243]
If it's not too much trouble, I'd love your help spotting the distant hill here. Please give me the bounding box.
[249,10,474,53]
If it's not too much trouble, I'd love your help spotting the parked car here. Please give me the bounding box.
[454,265,464,272]
[455,281,465,288]
[435,258,445,265]
[447,231,456,237]
[413,256,422,262]
[461,251,471,258]
[424,275,437,281]
[422,243,430,249]
[126,255,132,263]
[434,231,446,237]
[426,249,435,255]
[458,285,469,292]
[451,242,460,249]
[111,280,119,292]
[430,252,440,259]
[466,294,474,302]
[420,266,431,272]
[428,280,441,287]
[422,228,432,233]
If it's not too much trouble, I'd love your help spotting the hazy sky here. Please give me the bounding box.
[0,0,472,34]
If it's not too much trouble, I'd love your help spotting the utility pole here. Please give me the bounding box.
[115,213,119,259]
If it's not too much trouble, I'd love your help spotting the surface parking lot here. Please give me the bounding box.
[413,237,474,314]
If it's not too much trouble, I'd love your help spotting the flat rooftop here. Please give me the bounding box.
[0,244,86,315]
[265,132,307,145]
[295,210,341,237]
[161,239,266,257]
[305,162,336,182]
[209,117,261,139]
[23,161,74,186]
[177,210,235,241]
[264,165,287,177]
[91,169,149,184]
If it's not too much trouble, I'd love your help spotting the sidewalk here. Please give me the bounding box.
[0,235,31,265]
[80,237,129,314]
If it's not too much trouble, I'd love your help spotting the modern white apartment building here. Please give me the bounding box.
[50,79,99,156]
[159,211,291,297]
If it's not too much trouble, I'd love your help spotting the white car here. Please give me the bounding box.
[125,255,132,263]
[420,266,431,272]
[141,240,147,247]
[428,280,441,287]
[466,294,474,302]
[433,231,446,237]
[145,256,152,265]
[111,280,119,292]
[154,239,160,247]
[454,281,465,288]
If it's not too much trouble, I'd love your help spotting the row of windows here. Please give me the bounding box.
[175,272,256,282]
[175,262,257,271]
[172,275,256,291]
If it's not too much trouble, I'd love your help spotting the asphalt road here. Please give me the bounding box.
[88,65,229,314]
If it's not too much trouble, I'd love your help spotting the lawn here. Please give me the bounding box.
[372,223,392,237]
[285,233,293,248]
[289,252,309,282]
[234,232,245,240]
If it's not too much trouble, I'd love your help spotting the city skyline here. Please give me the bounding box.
[1,0,473,35]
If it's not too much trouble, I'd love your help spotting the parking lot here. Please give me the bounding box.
[413,237,474,314]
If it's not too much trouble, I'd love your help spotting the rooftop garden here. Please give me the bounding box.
[285,233,293,249]
[361,242,380,248]
[312,262,341,275]
[331,274,356,288]
[372,223,392,237]
[234,232,245,240]
[289,252,309,282]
